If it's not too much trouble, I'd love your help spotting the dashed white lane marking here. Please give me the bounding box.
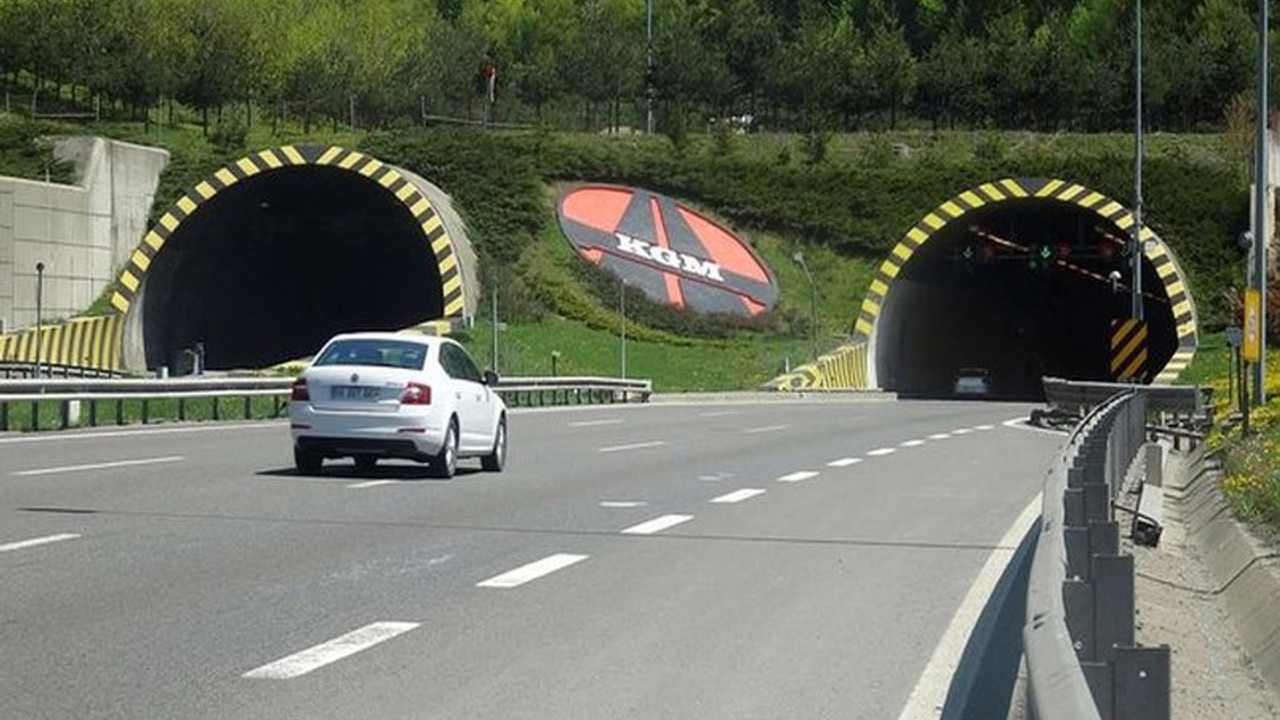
[346,480,399,489]
[698,472,736,482]
[711,488,766,504]
[12,455,185,476]
[894,494,1041,720]
[952,428,974,435]
[599,501,648,508]
[598,440,666,453]
[975,424,995,431]
[570,419,624,427]
[900,439,926,447]
[827,457,863,468]
[1002,417,1067,436]
[477,553,589,588]
[928,433,952,440]
[621,514,694,535]
[867,448,896,457]
[777,471,819,483]
[743,424,788,434]
[243,621,420,679]
[700,410,740,418]
[0,533,81,553]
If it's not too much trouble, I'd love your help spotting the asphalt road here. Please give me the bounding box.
[0,398,1062,720]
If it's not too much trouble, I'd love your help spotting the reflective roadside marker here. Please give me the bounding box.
[1111,318,1149,383]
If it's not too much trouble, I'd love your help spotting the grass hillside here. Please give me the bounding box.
[0,115,1255,389]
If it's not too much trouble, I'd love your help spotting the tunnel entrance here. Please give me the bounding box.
[142,165,444,371]
[869,189,1186,401]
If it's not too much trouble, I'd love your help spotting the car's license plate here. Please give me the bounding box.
[331,385,382,401]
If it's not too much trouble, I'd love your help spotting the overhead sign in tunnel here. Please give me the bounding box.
[558,185,777,316]
[854,178,1198,398]
[107,145,477,373]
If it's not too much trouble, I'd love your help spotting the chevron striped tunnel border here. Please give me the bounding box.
[108,145,468,321]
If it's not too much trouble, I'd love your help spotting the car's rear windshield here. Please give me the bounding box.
[313,339,429,370]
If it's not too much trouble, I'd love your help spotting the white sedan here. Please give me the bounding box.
[288,332,507,478]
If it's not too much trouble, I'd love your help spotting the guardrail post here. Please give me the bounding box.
[59,400,70,430]
[212,396,220,421]
[88,399,97,427]
[1112,646,1170,720]
[1091,554,1135,662]
[243,395,251,420]
[115,399,124,425]
[1081,662,1115,720]
[1,400,8,431]
[141,399,149,424]
[1063,579,1096,658]
[30,399,39,431]
[178,397,186,421]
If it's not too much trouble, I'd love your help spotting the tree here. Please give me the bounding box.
[865,16,918,129]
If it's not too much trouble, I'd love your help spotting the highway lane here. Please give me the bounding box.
[0,399,1061,720]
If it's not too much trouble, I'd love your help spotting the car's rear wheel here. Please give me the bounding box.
[294,446,322,475]
[429,419,458,479]
[481,416,507,472]
[353,455,377,474]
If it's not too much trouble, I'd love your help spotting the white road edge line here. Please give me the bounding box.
[952,428,974,435]
[569,419,624,427]
[777,470,819,483]
[621,514,694,535]
[928,433,952,440]
[0,533,81,553]
[827,457,863,468]
[477,553,589,588]
[867,448,896,457]
[598,440,666,453]
[1002,417,1068,436]
[243,621,420,680]
[699,410,740,418]
[711,488,766,504]
[894,494,1041,720]
[743,424,788,434]
[599,501,648,508]
[13,456,185,476]
[346,480,399,489]
[901,439,926,447]
[0,421,282,445]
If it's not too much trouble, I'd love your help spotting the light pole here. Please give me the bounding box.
[34,262,45,378]
[1253,0,1270,404]
[793,251,818,360]
[620,279,628,379]
[646,0,654,135]
[491,284,499,375]
[1131,0,1145,322]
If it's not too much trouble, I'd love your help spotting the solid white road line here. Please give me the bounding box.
[699,410,740,418]
[827,457,863,468]
[598,440,666,453]
[0,421,282,445]
[346,480,399,489]
[928,433,952,440]
[599,501,648,508]
[477,553,589,588]
[777,470,819,483]
[1002,417,1067,436]
[894,494,1041,720]
[243,621,420,680]
[13,456,185,476]
[621,514,694,535]
[901,439,926,447]
[867,448,897,457]
[569,419,624,427]
[711,488,766,504]
[743,424,788,434]
[0,533,81,553]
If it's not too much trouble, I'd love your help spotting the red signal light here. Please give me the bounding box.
[400,382,432,405]
[1056,243,1072,259]
[290,378,309,402]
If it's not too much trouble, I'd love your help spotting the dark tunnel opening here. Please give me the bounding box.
[143,166,443,371]
[876,201,1178,400]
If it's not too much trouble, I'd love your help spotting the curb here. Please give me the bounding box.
[649,391,897,404]
[1174,445,1280,697]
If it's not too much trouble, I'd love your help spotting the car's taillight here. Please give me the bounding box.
[291,378,309,402]
[400,382,432,405]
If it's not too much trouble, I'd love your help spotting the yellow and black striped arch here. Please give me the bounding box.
[109,145,467,320]
[852,177,1198,384]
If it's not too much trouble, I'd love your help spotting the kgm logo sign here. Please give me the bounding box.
[557,186,778,316]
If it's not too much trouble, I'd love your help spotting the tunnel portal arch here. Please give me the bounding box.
[108,145,475,372]
[856,178,1198,397]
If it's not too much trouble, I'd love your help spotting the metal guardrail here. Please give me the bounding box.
[0,375,652,432]
[1024,388,1170,720]
[0,361,124,380]
[1042,377,1212,420]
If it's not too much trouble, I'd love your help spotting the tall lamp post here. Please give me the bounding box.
[1131,0,1145,322]
[1253,0,1270,404]
[793,251,818,360]
[34,262,45,378]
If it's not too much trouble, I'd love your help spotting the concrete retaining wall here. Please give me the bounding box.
[0,137,168,333]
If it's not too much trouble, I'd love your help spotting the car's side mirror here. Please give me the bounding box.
[483,370,499,387]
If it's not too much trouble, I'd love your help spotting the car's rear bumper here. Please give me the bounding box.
[295,436,436,461]
[289,403,445,459]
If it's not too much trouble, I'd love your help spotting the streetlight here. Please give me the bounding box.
[793,251,818,360]
[1131,0,1145,322]
[34,261,45,378]
[1252,0,1270,404]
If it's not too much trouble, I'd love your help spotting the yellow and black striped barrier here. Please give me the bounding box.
[766,343,870,391]
[1110,318,1149,383]
[0,315,125,372]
